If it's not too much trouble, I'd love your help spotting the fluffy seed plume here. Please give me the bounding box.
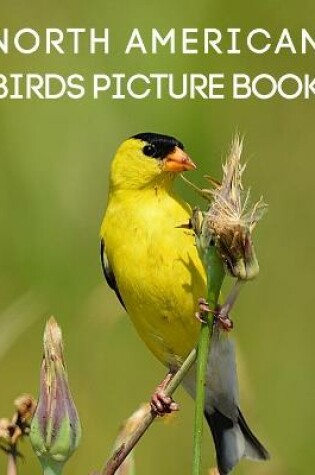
[206,136,266,233]
[194,136,267,280]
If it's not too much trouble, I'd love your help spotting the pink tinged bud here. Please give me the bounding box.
[30,317,81,471]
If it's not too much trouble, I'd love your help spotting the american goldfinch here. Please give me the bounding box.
[100,132,269,474]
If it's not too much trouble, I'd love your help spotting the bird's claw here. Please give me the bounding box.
[150,373,179,416]
[196,298,233,331]
[195,297,212,323]
[150,391,179,416]
[214,305,234,331]
[195,311,207,323]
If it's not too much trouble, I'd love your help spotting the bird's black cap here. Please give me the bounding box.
[131,132,184,160]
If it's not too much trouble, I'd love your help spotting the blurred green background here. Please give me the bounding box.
[1,1,314,474]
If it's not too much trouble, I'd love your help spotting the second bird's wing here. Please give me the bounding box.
[100,239,126,310]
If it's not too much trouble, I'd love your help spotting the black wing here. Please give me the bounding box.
[100,239,126,310]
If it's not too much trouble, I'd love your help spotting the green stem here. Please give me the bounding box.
[192,246,225,475]
[42,462,63,475]
[192,322,210,475]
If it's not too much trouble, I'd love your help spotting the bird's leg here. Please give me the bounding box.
[150,372,179,416]
[214,279,245,330]
[195,297,212,323]
[217,279,244,320]
[214,305,234,331]
[196,297,233,331]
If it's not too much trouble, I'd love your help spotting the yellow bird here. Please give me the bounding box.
[100,132,269,474]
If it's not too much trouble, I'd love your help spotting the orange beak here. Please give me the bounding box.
[163,147,197,172]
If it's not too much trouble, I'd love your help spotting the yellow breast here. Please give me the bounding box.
[102,187,206,368]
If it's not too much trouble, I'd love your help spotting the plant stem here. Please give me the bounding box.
[192,322,211,475]
[42,462,63,475]
[7,453,17,475]
[192,246,225,475]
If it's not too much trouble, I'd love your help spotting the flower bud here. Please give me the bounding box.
[30,317,81,473]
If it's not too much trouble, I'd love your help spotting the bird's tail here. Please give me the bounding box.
[205,406,270,475]
[183,329,270,475]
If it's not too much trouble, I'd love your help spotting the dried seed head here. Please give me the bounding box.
[206,137,266,231]
[0,418,12,442]
[0,393,37,452]
[14,394,37,425]
[199,136,267,280]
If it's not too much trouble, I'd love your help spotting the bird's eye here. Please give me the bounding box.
[143,144,157,157]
